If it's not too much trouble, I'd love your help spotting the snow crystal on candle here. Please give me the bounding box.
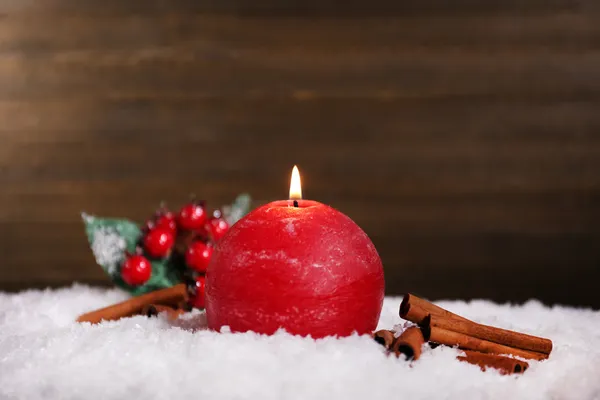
[285,221,296,236]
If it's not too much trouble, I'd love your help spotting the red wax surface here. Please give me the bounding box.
[206,199,385,338]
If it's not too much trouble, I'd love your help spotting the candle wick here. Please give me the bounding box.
[293,200,299,208]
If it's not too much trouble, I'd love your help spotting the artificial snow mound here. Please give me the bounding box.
[1,285,599,400]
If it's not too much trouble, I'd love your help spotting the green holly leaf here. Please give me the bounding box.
[222,193,252,226]
[82,213,183,296]
[130,258,183,296]
[82,212,140,277]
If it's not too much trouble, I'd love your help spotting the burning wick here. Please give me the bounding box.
[289,165,302,208]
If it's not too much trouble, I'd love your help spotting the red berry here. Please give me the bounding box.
[185,241,213,273]
[121,255,152,286]
[155,211,177,234]
[207,217,229,241]
[143,227,175,258]
[178,202,207,230]
[189,276,206,309]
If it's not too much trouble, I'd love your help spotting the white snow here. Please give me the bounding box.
[1,286,599,400]
[90,227,127,274]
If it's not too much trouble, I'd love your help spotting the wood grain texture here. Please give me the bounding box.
[0,0,599,307]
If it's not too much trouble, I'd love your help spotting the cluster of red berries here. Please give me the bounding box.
[120,200,229,309]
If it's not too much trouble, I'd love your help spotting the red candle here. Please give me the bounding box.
[206,166,385,338]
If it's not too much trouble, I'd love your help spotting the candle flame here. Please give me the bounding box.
[289,165,302,200]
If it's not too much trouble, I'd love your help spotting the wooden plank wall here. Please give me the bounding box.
[1,0,599,306]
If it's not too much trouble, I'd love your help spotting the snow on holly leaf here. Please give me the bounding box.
[222,193,252,226]
[82,212,142,278]
[82,212,183,296]
[91,226,127,274]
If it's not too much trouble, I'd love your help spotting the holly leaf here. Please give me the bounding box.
[82,213,183,296]
[82,212,140,278]
[222,193,252,226]
[127,258,183,296]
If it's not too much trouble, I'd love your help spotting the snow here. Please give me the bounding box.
[89,226,127,274]
[1,286,599,400]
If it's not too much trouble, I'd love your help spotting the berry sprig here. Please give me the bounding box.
[83,194,251,308]
[122,200,230,308]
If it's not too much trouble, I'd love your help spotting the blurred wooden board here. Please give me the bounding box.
[0,0,599,306]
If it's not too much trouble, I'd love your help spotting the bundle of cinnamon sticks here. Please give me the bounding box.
[76,284,191,324]
[374,293,552,375]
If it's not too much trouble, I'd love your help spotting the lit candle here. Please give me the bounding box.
[289,165,302,205]
[206,166,385,338]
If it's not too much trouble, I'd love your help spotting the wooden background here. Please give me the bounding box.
[1,0,599,307]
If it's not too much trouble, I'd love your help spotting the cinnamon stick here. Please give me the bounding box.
[77,284,188,324]
[372,330,395,350]
[401,293,553,355]
[427,314,552,355]
[400,293,469,323]
[399,302,431,325]
[141,304,186,321]
[457,350,529,375]
[392,327,425,360]
[422,323,547,361]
